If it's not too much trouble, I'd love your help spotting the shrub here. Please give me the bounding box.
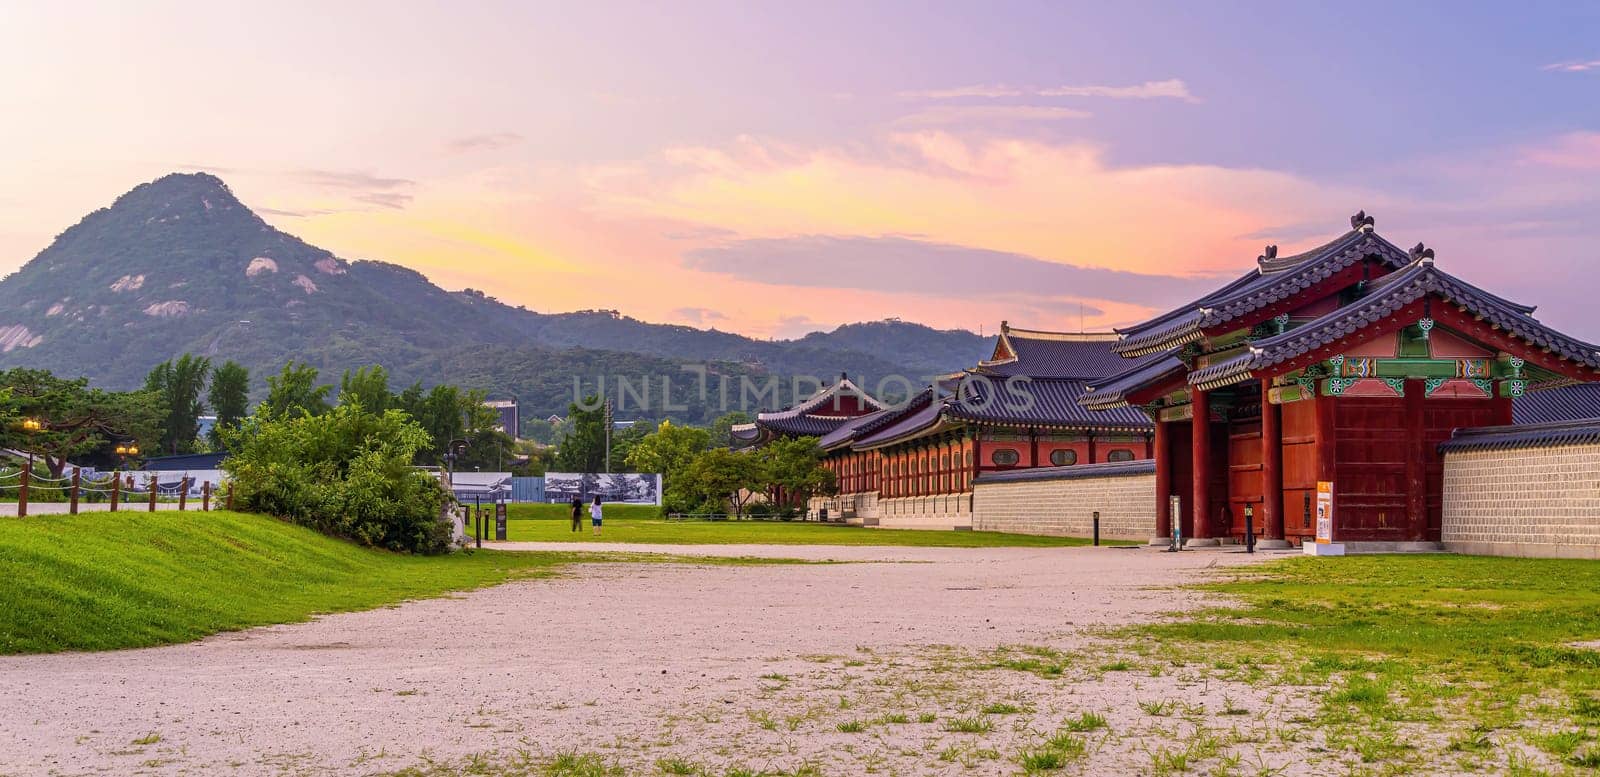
[223,404,450,554]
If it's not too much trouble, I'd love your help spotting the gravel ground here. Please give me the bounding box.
[0,543,1321,776]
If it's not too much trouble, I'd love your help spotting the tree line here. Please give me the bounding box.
[0,357,517,476]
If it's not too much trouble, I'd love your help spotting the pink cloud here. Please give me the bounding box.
[1521,131,1600,169]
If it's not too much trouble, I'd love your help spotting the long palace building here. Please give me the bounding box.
[1079,212,1600,547]
[738,211,1600,546]
[738,326,1162,528]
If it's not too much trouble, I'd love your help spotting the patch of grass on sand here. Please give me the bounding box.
[1134,554,1600,764]
[502,505,1131,548]
[0,510,786,655]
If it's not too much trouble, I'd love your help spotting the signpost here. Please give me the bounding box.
[1303,481,1345,556]
[495,501,508,541]
[1168,494,1182,551]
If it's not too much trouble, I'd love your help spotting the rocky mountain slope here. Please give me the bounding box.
[0,173,989,420]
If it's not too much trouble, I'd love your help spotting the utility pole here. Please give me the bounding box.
[603,398,614,474]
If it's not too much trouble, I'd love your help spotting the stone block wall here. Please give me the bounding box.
[808,492,881,524]
[972,462,1156,540]
[876,494,973,530]
[1441,443,1600,559]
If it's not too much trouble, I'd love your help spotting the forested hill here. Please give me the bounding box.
[0,172,988,421]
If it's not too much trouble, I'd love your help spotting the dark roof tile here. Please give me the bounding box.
[1186,260,1600,391]
[1514,383,1600,424]
[974,459,1154,484]
[1439,418,1600,452]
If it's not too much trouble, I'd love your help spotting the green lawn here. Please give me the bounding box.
[1134,555,1600,770]
[0,510,611,654]
[496,505,1127,547]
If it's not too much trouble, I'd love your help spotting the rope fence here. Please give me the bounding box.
[2,466,231,517]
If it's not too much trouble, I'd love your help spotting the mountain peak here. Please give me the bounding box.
[111,171,249,219]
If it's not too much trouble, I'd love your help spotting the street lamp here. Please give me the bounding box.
[114,442,140,470]
[444,439,469,475]
[18,417,42,471]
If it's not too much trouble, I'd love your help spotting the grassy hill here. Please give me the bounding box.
[0,510,575,654]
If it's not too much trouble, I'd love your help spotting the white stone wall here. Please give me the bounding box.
[1442,443,1600,559]
[876,494,973,530]
[973,472,1156,540]
[808,492,881,524]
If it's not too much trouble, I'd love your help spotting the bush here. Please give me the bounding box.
[223,405,450,554]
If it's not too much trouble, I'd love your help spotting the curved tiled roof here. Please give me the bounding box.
[755,374,884,422]
[973,458,1155,484]
[852,395,946,449]
[1439,418,1600,453]
[756,414,853,436]
[1514,383,1600,424]
[943,375,1152,431]
[977,327,1136,379]
[1185,259,1600,392]
[750,373,888,439]
[1113,228,1413,357]
[1079,352,1187,410]
[816,390,933,450]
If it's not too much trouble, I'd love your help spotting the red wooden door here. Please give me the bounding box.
[1334,397,1410,541]
[1227,418,1263,539]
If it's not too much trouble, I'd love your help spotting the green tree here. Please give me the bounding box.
[395,381,426,420]
[680,447,760,516]
[457,388,516,471]
[223,404,449,554]
[413,385,465,463]
[0,388,15,431]
[755,436,836,510]
[709,411,754,449]
[606,421,649,472]
[145,354,212,455]
[520,417,557,445]
[0,368,162,476]
[338,365,392,412]
[261,362,332,419]
[555,397,607,472]
[207,360,250,448]
[625,420,711,511]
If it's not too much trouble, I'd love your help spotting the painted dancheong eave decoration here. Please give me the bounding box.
[1079,211,1600,547]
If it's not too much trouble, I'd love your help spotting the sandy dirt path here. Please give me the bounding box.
[0,544,1303,776]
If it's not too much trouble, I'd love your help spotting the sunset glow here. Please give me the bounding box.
[2,2,1598,339]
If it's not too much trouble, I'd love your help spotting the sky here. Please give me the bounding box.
[2,1,1599,340]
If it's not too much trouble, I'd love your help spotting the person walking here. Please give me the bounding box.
[569,496,583,533]
[590,495,603,537]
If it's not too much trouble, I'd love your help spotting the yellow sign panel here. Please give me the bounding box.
[1315,481,1334,544]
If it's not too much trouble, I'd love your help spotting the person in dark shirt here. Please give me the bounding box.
[569,496,583,532]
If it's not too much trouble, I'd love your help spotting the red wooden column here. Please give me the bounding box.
[1260,384,1285,540]
[1404,380,1427,540]
[1313,391,1337,530]
[1086,432,1098,464]
[1190,389,1212,540]
[1153,417,1172,539]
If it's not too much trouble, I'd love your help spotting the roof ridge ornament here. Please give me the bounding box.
[1350,210,1376,232]
[1409,242,1435,264]
[1257,244,1278,263]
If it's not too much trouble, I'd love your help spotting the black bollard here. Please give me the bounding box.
[1092,511,1100,547]
[1245,504,1255,553]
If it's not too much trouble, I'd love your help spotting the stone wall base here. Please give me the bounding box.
[875,494,972,530]
[972,471,1155,540]
[1443,540,1600,560]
